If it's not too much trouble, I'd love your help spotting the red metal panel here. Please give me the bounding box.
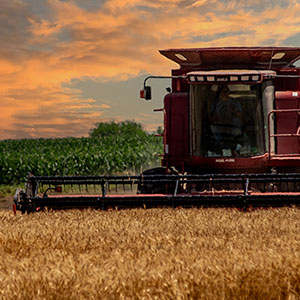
[164,93,189,161]
[191,154,269,172]
[273,68,300,91]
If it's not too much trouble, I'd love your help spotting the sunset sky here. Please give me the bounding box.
[1,0,300,139]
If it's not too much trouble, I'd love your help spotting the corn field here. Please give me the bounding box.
[0,208,300,299]
[0,122,163,184]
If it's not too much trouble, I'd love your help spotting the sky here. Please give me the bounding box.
[1,0,300,139]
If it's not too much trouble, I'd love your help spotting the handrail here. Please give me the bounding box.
[268,109,300,158]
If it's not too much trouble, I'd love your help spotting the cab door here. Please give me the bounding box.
[164,93,189,158]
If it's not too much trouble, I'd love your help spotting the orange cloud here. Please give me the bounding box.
[28,18,61,37]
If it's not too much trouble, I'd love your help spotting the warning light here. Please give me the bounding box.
[55,186,62,193]
[140,89,145,98]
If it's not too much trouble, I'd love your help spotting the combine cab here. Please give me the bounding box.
[14,47,300,213]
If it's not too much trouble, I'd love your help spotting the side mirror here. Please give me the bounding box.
[140,86,152,100]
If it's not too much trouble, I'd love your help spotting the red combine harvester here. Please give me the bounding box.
[14,47,300,213]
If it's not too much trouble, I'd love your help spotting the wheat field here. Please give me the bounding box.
[0,208,300,299]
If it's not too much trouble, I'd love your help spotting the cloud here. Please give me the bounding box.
[0,85,103,139]
[1,0,300,139]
